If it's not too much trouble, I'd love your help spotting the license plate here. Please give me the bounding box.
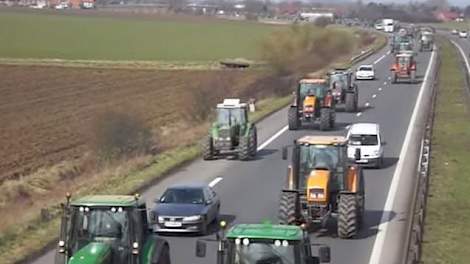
[164,221,182,227]
[356,159,369,163]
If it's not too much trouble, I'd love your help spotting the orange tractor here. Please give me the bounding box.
[279,136,365,239]
[288,78,335,130]
[390,52,417,84]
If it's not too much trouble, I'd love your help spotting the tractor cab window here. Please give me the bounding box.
[298,145,339,188]
[68,207,131,263]
[217,108,246,126]
[227,239,303,264]
[217,108,231,126]
[299,83,327,100]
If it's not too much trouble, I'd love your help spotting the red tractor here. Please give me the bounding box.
[390,52,417,84]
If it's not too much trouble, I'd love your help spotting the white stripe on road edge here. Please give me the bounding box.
[374,54,387,64]
[257,125,289,151]
[451,40,470,76]
[368,47,436,264]
[208,177,223,188]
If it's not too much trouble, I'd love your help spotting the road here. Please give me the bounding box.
[31,44,437,264]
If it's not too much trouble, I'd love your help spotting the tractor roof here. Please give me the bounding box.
[297,135,347,145]
[71,195,143,207]
[396,53,413,58]
[227,224,302,241]
[299,78,327,84]
[217,98,246,109]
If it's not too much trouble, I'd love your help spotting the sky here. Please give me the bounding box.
[368,0,467,7]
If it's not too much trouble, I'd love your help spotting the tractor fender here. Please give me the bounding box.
[242,123,256,137]
[344,166,364,194]
[208,123,219,139]
[151,237,171,264]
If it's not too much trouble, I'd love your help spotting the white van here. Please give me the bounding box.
[346,123,384,168]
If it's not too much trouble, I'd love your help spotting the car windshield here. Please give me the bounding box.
[299,83,327,99]
[228,239,302,264]
[349,134,378,146]
[160,188,204,204]
[67,207,130,262]
[359,66,372,71]
[298,145,339,188]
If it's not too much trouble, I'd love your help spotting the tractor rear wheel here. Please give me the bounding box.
[329,109,335,128]
[239,136,251,161]
[203,136,215,160]
[319,108,331,131]
[411,71,416,84]
[288,107,299,130]
[337,194,359,239]
[345,93,356,112]
[392,73,398,84]
[279,192,298,225]
[249,127,257,157]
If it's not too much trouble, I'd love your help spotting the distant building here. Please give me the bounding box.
[434,11,459,22]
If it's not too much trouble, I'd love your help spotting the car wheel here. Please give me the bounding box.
[200,216,208,236]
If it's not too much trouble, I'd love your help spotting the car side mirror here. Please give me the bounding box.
[282,147,288,160]
[318,246,331,263]
[195,240,207,258]
[354,148,361,161]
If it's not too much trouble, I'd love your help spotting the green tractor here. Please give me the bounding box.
[55,194,171,264]
[195,221,331,264]
[327,69,359,112]
[288,78,336,131]
[203,99,257,161]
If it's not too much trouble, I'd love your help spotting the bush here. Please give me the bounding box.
[88,111,153,161]
[314,17,332,28]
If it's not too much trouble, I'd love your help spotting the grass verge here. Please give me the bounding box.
[0,95,291,264]
[421,37,470,263]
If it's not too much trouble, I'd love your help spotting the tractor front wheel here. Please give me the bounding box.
[288,107,300,130]
[279,192,298,225]
[319,108,331,131]
[203,136,215,160]
[337,194,360,239]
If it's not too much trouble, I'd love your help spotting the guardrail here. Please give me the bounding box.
[404,45,441,264]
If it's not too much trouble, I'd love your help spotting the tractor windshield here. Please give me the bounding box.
[217,108,246,126]
[67,207,131,263]
[299,83,327,100]
[227,239,303,264]
[298,144,339,188]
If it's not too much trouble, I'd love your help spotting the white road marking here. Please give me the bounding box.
[257,125,288,151]
[374,54,387,64]
[388,76,392,80]
[386,50,391,55]
[451,40,470,76]
[372,94,377,98]
[365,102,370,107]
[383,81,387,85]
[368,47,436,264]
[208,177,223,187]
[356,112,362,117]
[378,87,383,91]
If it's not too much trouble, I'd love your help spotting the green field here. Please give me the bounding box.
[424,20,470,31]
[0,11,280,61]
[421,38,470,264]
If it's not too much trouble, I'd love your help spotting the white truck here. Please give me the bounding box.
[382,19,395,33]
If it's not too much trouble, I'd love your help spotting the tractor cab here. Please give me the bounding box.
[195,222,331,264]
[297,79,329,106]
[327,69,358,112]
[55,194,171,264]
[216,99,248,128]
[280,136,365,238]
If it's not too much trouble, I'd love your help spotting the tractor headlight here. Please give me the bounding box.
[183,215,202,222]
[309,188,325,199]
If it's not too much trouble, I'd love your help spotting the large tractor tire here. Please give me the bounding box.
[329,109,336,128]
[249,127,257,157]
[392,73,398,84]
[279,192,298,225]
[337,194,360,239]
[203,136,215,160]
[345,93,357,112]
[288,107,300,130]
[239,136,251,161]
[319,108,331,131]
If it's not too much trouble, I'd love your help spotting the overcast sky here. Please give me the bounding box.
[367,0,467,7]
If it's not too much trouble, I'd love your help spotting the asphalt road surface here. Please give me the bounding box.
[31,42,437,264]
